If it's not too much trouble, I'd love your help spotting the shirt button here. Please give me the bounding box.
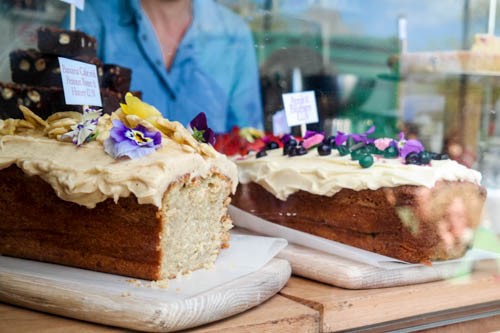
[142,34,147,41]
[155,60,162,66]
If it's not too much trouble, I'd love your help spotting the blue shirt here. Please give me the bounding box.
[66,0,263,133]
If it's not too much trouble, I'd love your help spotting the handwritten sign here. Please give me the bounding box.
[59,0,84,10]
[282,91,318,127]
[59,57,102,106]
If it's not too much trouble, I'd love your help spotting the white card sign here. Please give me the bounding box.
[59,0,84,10]
[282,91,318,127]
[59,57,102,107]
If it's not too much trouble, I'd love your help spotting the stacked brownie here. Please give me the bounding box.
[0,26,134,119]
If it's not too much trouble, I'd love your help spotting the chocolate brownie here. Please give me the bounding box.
[102,64,132,93]
[10,49,103,87]
[0,82,80,120]
[37,26,97,60]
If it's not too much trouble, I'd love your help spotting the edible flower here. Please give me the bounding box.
[239,127,264,143]
[397,132,424,158]
[374,137,395,151]
[61,107,101,146]
[120,92,162,127]
[189,112,215,145]
[334,126,375,146]
[104,119,162,159]
[303,132,324,149]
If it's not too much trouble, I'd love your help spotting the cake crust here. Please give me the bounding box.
[232,181,486,263]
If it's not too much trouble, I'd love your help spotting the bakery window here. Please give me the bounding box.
[1,2,498,218]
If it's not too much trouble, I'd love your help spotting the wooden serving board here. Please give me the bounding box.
[277,243,492,289]
[0,256,291,332]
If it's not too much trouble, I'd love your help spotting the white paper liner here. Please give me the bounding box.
[229,205,500,270]
[0,230,288,301]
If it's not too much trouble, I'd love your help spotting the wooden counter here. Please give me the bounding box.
[1,261,498,332]
[280,260,500,332]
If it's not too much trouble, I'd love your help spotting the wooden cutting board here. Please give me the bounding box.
[0,256,291,332]
[277,243,491,289]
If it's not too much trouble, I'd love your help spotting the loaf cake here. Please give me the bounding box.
[0,95,238,280]
[231,131,486,263]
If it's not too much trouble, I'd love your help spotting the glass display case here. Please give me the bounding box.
[0,1,498,331]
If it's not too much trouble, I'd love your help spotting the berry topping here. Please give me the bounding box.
[359,154,374,168]
[405,152,421,165]
[418,151,432,164]
[337,146,350,156]
[296,146,308,156]
[323,136,337,148]
[317,143,332,156]
[266,141,280,150]
[383,145,398,158]
[350,148,366,161]
[256,149,267,158]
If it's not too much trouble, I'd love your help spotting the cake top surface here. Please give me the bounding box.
[234,129,482,200]
[0,94,237,208]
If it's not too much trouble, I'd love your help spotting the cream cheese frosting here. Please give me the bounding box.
[0,129,237,209]
[236,148,482,201]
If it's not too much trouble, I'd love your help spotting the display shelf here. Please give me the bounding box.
[280,260,500,332]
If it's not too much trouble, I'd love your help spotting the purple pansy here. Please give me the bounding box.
[334,126,375,146]
[189,112,216,145]
[351,125,376,144]
[397,132,424,158]
[104,120,162,159]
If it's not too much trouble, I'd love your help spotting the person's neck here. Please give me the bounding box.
[141,0,193,69]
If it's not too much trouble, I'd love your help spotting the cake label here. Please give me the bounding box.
[59,57,102,107]
[282,91,318,127]
[59,0,85,10]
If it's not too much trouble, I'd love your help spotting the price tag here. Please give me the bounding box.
[282,91,318,127]
[59,0,84,10]
[59,57,102,107]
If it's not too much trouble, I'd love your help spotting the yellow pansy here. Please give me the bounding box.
[120,92,162,127]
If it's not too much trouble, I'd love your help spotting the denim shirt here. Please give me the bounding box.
[66,0,263,133]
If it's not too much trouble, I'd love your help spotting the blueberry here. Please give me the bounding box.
[283,144,292,155]
[288,146,298,157]
[266,141,279,150]
[337,146,350,156]
[323,136,337,148]
[429,152,441,160]
[359,154,374,168]
[405,152,421,165]
[350,149,366,161]
[383,146,399,158]
[438,153,449,160]
[296,146,308,155]
[256,149,267,158]
[287,138,297,147]
[317,143,332,156]
[429,152,449,160]
[419,151,432,164]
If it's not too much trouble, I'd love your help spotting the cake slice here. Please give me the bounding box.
[0,95,238,280]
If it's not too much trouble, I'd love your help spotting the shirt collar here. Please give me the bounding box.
[118,0,140,26]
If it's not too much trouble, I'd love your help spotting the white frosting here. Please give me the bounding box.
[0,134,238,208]
[236,148,482,201]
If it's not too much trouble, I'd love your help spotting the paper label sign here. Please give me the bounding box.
[59,0,84,10]
[282,91,318,127]
[59,57,102,107]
